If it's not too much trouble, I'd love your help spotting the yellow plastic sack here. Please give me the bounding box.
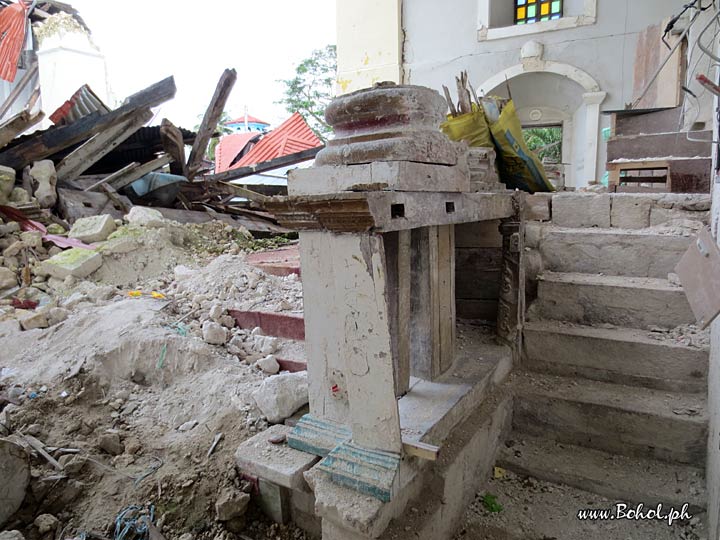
[488,100,555,193]
[440,104,493,149]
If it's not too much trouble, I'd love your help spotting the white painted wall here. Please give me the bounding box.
[37,31,111,129]
[402,0,715,188]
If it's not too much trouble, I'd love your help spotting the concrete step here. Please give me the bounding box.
[523,320,708,393]
[511,372,708,466]
[534,226,692,278]
[497,432,706,512]
[534,271,694,330]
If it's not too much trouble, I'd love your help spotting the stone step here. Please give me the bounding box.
[512,372,708,466]
[523,320,707,393]
[497,432,706,513]
[534,271,694,330]
[533,226,692,278]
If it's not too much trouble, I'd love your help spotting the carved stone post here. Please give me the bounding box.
[496,195,525,354]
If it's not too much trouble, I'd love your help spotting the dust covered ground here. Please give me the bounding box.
[0,212,310,540]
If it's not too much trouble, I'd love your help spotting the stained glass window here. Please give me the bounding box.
[515,0,562,24]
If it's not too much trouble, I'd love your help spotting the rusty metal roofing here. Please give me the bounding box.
[49,84,110,125]
[215,132,260,173]
[231,113,321,170]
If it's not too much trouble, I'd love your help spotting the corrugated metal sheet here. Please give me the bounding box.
[231,113,321,169]
[215,132,260,173]
[49,84,110,125]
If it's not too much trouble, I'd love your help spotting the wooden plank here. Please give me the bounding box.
[110,154,173,191]
[606,159,669,172]
[607,132,710,162]
[632,19,685,109]
[438,224,456,374]
[56,108,153,183]
[84,162,139,192]
[186,68,237,180]
[410,227,436,380]
[0,76,176,170]
[206,146,323,183]
[383,231,410,397]
[429,226,442,378]
[397,229,411,395]
[216,181,269,203]
[0,110,44,150]
[160,118,188,177]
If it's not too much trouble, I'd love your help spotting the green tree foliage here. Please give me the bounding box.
[523,127,562,163]
[279,45,337,141]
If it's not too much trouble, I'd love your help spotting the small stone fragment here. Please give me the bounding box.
[69,215,117,243]
[125,207,165,227]
[256,354,280,375]
[0,267,16,290]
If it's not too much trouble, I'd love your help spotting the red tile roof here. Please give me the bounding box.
[225,114,270,126]
[231,113,322,170]
[215,132,259,173]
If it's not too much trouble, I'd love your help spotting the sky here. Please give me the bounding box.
[67,0,336,130]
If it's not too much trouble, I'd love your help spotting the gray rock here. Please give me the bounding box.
[0,532,25,540]
[252,371,308,423]
[0,267,15,290]
[256,355,280,375]
[30,160,57,209]
[34,514,59,534]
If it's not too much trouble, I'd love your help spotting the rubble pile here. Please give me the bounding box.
[0,216,309,540]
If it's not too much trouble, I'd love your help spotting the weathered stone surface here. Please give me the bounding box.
[40,248,102,279]
[202,321,228,345]
[650,206,710,226]
[69,214,116,243]
[215,488,251,521]
[553,193,610,228]
[30,160,58,208]
[610,195,652,229]
[0,267,15,290]
[525,193,552,221]
[3,240,23,258]
[0,532,24,540]
[252,371,308,423]
[0,439,29,528]
[125,206,164,227]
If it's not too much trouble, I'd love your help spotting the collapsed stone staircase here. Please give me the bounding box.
[500,213,709,517]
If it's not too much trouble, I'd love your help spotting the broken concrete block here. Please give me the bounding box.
[610,195,652,229]
[553,193,610,228]
[34,514,59,535]
[40,248,102,280]
[0,166,15,201]
[18,311,49,331]
[252,371,308,424]
[30,160,58,209]
[257,354,280,375]
[202,320,228,345]
[100,236,139,254]
[125,206,164,227]
[20,231,42,249]
[215,488,251,521]
[3,241,23,258]
[0,267,15,290]
[9,187,30,204]
[98,433,124,455]
[69,214,116,243]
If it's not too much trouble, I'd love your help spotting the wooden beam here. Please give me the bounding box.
[160,118,188,178]
[186,68,237,180]
[56,108,153,184]
[205,146,323,183]
[0,76,176,170]
[84,162,139,192]
[402,438,439,461]
[216,181,269,203]
[110,154,173,191]
[0,110,44,150]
